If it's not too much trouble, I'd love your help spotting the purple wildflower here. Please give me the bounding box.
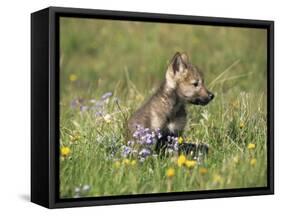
[146,137,152,145]
[132,125,162,146]
[95,110,104,117]
[121,146,132,157]
[156,128,162,139]
[133,129,141,138]
[95,100,104,107]
[139,148,151,158]
[70,98,84,109]
[101,92,113,100]
[124,125,163,161]
[80,105,89,112]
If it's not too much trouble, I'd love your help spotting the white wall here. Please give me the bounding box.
[0,0,279,215]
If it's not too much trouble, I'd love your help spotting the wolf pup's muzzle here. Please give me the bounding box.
[193,91,214,106]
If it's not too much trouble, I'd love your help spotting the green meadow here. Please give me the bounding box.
[59,17,267,198]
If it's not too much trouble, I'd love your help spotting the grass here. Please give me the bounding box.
[59,17,267,198]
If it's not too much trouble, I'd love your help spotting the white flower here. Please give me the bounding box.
[104,114,111,123]
[82,184,90,192]
[74,187,80,193]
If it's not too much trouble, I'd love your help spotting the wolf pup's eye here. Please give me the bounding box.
[192,81,199,87]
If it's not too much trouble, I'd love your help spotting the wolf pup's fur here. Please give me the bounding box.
[128,52,214,149]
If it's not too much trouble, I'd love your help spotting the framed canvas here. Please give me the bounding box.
[31,6,274,208]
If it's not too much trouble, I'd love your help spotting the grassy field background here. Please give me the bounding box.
[59,17,267,198]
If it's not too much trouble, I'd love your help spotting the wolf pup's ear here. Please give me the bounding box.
[171,52,188,74]
[180,52,189,64]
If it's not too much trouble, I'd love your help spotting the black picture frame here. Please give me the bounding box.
[31,6,274,208]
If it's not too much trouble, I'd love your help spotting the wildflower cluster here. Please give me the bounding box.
[70,92,114,119]
[133,125,162,145]
[113,159,137,168]
[177,154,197,169]
[121,125,162,161]
[165,153,201,181]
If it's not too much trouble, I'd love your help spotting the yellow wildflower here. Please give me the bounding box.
[213,174,223,184]
[131,160,137,166]
[250,158,257,166]
[239,122,245,129]
[177,155,186,167]
[70,133,80,142]
[114,161,121,168]
[247,143,256,150]
[69,74,77,82]
[60,146,71,157]
[123,159,130,165]
[199,167,208,175]
[185,160,196,169]
[178,136,184,145]
[166,168,175,178]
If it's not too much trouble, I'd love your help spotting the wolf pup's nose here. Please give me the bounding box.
[208,92,214,100]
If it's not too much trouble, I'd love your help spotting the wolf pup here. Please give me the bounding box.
[128,52,214,151]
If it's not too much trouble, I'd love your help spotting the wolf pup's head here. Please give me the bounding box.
[165,52,214,106]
